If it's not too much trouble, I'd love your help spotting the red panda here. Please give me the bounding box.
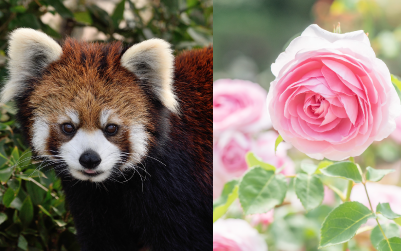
[2,28,212,250]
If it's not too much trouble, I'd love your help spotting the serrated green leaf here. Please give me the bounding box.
[213,180,239,223]
[111,0,125,28]
[366,166,395,182]
[371,223,400,248]
[377,203,401,220]
[300,162,317,175]
[18,235,28,250]
[378,237,401,251]
[3,187,16,207]
[245,152,275,171]
[321,161,362,183]
[320,202,374,248]
[295,174,324,211]
[239,167,287,215]
[20,196,33,228]
[275,135,283,153]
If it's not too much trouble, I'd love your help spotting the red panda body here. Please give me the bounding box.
[3,29,212,250]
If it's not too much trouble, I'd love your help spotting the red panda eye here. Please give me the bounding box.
[61,123,75,135]
[105,124,118,135]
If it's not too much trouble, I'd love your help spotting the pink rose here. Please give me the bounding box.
[213,132,251,199]
[214,79,270,135]
[213,131,293,199]
[350,183,401,214]
[247,209,274,230]
[213,219,268,251]
[267,24,401,160]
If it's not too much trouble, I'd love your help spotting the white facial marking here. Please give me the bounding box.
[66,110,80,124]
[31,117,50,156]
[58,110,80,125]
[100,110,112,127]
[60,129,121,182]
[125,124,148,168]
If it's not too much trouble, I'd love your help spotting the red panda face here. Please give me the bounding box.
[2,29,178,182]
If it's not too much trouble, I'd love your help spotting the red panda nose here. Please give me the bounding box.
[79,150,102,169]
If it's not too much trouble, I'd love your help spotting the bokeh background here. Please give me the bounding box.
[0,0,212,250]
[214,0,401,250]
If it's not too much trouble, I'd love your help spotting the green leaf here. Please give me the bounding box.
[377,237,401,251]
[0,213,7,225]
[317,160,333,171]
[245,152,275,171]
[10,5,26,13]
[11,146,19,164]
[320,201,375,248]
[74,11,93,25]
[239,167,287,215]
[46,0,74,18]
[294,174,324,211]
[377,203,401,220]
[17,235,28,250]
[18,149,32,170]
[26,178,46,205]
[321,161,362,183]
[274,135,283,153]
[54,219,67,227]
[20,196,33,228]
[366,166,395,182]
[213,180,238,223]
[3,187,16,207]
[111,0,125,28]
[0,167,13,183]
[371,223,400,248]
[300,162,317,175]
[38,205,53,219]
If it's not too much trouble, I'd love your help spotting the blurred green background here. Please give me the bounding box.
[214,0,401,250]
[0,0,212,250]
[214,0,401,89]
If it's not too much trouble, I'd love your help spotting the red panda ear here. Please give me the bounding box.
[120,39,179,114]
[1,28,62,103]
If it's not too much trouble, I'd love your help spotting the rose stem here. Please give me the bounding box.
[343,157,356,251]
[363,177,389,244]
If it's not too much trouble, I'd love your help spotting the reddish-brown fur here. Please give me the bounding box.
[20,38,212,190]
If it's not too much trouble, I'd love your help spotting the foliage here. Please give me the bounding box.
[0,0,212,249]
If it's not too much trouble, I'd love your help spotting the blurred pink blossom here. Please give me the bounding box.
[213,132,251,199]
[247,209,274,230]
[213,79,270,135]
[252,131,295,176]
[350,183,401,213]
[213,219,268,251]
[213,131,294,199]
[322,186,336,205]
